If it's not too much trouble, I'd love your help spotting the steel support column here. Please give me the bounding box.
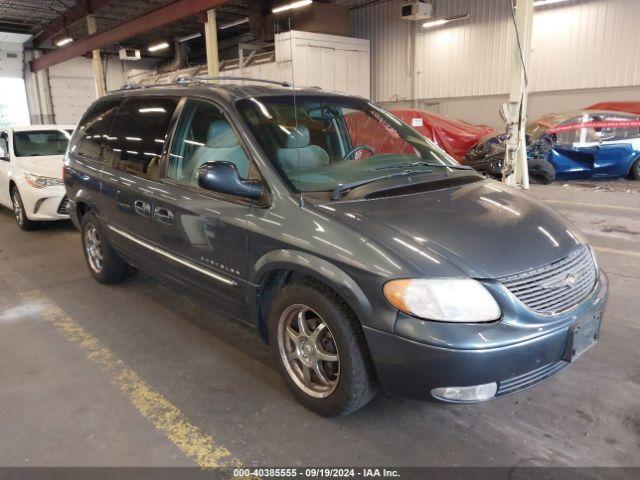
[503,0,534,188]
[86,15,106,98]
[205,9,220,78]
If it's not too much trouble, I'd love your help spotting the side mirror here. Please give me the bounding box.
[197,161,264,200]
[0,141,8,160]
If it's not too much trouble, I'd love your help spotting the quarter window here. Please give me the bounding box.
[70,100,119,161]
[167,99,251,187]
[107,97,178,179]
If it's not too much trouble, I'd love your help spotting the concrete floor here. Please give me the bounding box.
[0,180,638,467]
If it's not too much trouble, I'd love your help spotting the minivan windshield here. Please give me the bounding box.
[236,95,461,193]
[13,129,72,157]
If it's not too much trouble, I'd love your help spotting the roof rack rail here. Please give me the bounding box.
[173,75,292,88]
[121,82,143,90]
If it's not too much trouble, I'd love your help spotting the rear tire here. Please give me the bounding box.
[630,157,640,180]
[268,281,377,416]
[10,187,38,231]
[81,212,129,284]
[528,158,556,184]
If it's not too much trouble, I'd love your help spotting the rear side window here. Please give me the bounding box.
[107,97,178,179]
[70,100,120,160]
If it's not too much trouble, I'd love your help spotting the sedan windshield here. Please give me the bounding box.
[13,130,71,157]
[236,95,460,193]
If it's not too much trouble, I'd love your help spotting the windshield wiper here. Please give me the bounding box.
[368,161,472,172]
[331,169,427,200]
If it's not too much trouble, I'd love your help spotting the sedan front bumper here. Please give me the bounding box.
[15,181,69,221]
[363,272,608,401]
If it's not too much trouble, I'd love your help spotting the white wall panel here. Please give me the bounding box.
[353,0,640,102]
[222,30,370,97]
[47,57,127,124]
[0,42,24,78]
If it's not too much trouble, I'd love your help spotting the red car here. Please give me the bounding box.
[584,102,640,115]
[344,108,493,161]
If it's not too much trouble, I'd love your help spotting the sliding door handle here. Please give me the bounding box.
[154,207,174,224]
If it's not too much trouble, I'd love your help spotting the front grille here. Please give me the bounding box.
[57,196,70,215]
[496,361,567,397]
[498,246,597,315]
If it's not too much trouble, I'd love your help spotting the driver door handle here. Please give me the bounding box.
[154,206,174,224]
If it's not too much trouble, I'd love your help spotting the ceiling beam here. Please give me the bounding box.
[31,0,229,72]
[33,0,113,47]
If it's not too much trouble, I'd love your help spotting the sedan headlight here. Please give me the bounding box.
[383,278,501,322]
[24,173,64,189]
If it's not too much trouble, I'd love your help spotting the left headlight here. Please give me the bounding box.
[24,173,64,189]
[383,278,501,323]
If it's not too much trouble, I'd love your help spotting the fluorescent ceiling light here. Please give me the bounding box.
[178,32,202,42]
[219,17,249,30]
[148,42,169,52]
[138,107,166,113]
[272,0,312,14]
[55,37,73,47]
[422,19,449,28]
[422,14,468,29]
[534,0,569,6]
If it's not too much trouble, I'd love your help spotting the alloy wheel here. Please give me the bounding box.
[277,304,340,398]
[85,224,104,273]
[12,191,24,226]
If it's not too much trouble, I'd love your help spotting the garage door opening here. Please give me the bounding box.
[0,77,30,128]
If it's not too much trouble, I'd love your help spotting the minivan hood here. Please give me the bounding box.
[17,155,64,179]
[323,180,584,279]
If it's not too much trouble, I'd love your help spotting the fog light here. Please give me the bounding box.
[431,382,497,403]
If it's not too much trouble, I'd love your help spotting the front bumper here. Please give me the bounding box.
[15,181,69,221]
[363,271,608,401]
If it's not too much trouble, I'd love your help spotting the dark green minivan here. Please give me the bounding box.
[64,81,608,416]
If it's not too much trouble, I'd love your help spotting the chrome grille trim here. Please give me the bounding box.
[497,361,568,396]
[498,246,597,315]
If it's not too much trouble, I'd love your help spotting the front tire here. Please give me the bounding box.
[630,157,640,180]
[11,187,38,231]
[528,158,556,184]
[268,281,377,416]
[81,212,129,284]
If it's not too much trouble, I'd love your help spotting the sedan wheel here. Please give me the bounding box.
[11,188,37,230]
[12,192,24,226]
[277,304,340,399]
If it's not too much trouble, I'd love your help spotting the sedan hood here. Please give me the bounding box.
[17,155,64,179]
[324,179,584,279]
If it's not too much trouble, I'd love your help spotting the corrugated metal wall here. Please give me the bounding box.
[353,0,640,103]
[47,57,127,124]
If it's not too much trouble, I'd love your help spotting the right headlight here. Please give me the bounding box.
[24,173,64,189]
[383,278,501,323]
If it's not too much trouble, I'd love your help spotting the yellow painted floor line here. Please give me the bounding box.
[19,289,240,469]
[593,246,640,258]
[544,199,640,213]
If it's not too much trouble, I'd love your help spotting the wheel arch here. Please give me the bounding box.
[71,189,100,224]
[249,250,374,343]
[626,154,640,179]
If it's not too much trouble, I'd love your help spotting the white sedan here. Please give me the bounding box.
[0,125,75,230]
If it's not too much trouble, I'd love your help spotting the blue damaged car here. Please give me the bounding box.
[465,110,640,183]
